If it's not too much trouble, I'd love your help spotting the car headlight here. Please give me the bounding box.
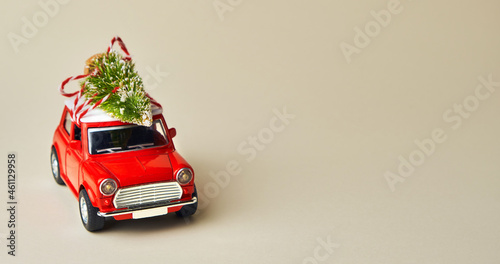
[176,168,193,185]
[100,179,117,196]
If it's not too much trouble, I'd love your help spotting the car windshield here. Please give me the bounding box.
[88,120,168,155]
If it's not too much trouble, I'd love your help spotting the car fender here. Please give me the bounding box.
[168,151,195,183]
[80,160,117,208]
[52,130,65,175]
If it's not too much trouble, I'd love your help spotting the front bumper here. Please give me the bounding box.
[97,197,197,219]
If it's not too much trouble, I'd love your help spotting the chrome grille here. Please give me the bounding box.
[113,182,182,209]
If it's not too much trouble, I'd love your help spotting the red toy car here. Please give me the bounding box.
[51,99,197,231]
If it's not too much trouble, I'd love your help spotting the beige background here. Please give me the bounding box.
[1,0,500,263]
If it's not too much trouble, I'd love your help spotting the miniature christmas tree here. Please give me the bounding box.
[81,50,152,126]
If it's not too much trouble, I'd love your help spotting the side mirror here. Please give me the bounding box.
[168,128,177,138]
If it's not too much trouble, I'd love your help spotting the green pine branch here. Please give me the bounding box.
[81,51,152,126]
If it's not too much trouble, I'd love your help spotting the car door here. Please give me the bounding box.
[65,123,83,195]
[57,109,73,179]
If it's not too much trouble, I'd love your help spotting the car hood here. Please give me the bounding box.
[97,153,173,187]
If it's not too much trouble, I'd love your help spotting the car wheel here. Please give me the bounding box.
[176,185,198,218]
[79,189,105,232]
[50,147,65,185]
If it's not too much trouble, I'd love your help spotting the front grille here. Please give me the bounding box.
[113,182,182,209]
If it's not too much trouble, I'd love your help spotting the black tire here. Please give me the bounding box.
[79,189,105,232]
[50,147,65,185]
[176,185,198,217]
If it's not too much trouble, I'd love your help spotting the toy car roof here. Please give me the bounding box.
[65,96,162,124]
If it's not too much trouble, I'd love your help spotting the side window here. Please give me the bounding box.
[153,120,168,145]
[64,112,72,135]
[153,120,167,139]
[74,124,81,141]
